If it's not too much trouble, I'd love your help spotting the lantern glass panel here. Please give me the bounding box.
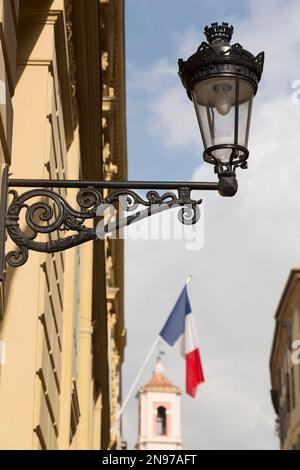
[191,77,253,163]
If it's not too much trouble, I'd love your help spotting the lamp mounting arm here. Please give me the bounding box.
[0,167,235,278]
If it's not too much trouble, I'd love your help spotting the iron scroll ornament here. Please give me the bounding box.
[5,186,202,268]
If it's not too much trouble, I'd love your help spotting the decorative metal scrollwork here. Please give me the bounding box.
[95,188,202,238]
[5,186,202,267]
[104,188,201,224]
[5,188,101,267]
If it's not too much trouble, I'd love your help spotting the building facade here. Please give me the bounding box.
[0,0,126,450]
[270,269,300,450]
[136,359,182,450]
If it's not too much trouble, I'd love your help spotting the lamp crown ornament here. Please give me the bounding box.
[178,23,264,96]
[204,22,234,46]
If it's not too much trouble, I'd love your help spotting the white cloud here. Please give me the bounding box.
[177,27,202,59]
[149,85,199,151]
[127,57,176,94]
[124,0,300,450]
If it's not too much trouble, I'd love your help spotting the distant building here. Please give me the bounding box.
[270,269,300,450]
[136,359,182,450]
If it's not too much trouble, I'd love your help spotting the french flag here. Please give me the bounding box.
[159,285,205,398]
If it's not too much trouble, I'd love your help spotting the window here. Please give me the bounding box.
[287,319,293,350]
[286,373,291,413]
[277,369,282,396]
[299,359,300,393]
[72,247,81,381]
[281,367,285,396]
[291,367,296,409]
[156,406,167,436]
[297,299,300,332]
[70,247,81,444]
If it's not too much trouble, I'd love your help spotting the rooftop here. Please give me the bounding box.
[139,359,181,394]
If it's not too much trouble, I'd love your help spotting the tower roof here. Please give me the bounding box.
[139,359,181,394]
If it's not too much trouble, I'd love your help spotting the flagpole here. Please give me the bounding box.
[110,336,160,449]
[117,276,193,421]
[117,335,160,421]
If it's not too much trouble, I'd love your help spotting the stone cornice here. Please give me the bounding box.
[72,0,102,180]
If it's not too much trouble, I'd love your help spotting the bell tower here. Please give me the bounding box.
[136,357,182,450]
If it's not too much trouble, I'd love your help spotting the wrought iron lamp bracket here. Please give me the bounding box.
[0,167,230,278]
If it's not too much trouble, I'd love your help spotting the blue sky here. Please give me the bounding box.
[123,0,300,450]
[126,0,249,68]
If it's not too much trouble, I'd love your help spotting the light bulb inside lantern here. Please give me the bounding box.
[213,83,232,116]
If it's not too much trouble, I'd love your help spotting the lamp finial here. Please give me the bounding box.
[204,22,234,46]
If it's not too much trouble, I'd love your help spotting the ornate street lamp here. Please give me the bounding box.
[0,22,264,277]
[178,22,264,195]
